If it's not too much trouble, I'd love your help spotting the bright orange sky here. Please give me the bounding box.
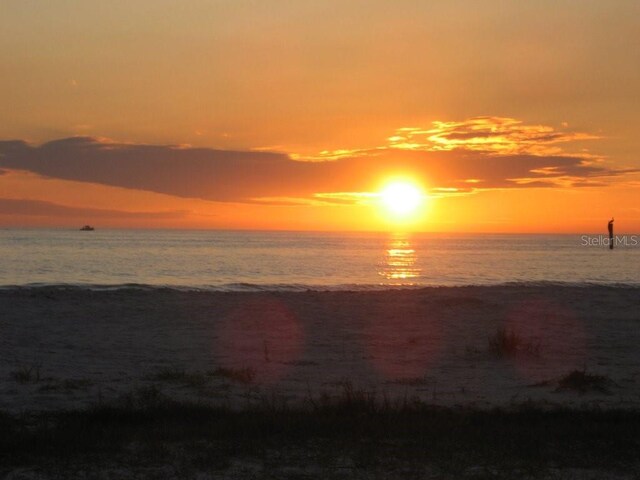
[1,1,639,232]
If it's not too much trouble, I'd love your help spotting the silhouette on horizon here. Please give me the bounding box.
[608,217,614,250]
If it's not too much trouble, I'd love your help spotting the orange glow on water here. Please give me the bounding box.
[378,234,421,283]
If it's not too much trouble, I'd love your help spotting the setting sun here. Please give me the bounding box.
[379,181,425,217]
[1,3,639,475]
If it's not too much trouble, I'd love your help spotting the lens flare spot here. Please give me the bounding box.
[214,296,303,384]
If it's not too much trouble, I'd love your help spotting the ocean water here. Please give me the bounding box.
[0,229,638,289]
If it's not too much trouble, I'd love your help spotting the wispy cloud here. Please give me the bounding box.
[303,117,602,160]
[312,192,379,205]
[396,117,600,156]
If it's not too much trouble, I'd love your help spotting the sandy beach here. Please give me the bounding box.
[2,285,639,413]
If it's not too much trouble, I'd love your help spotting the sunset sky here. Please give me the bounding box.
[1,1,639,232]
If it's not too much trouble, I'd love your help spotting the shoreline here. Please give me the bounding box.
[1,281,640,292]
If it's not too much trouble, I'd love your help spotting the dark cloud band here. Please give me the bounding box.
[0,132,634,204]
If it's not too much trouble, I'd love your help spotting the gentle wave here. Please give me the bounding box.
[1,280,639,293]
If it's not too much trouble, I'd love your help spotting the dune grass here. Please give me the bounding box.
[556,369,614,394]
[149,366,256,388]
[149,367,209,388]
[488,327,541,358]
[9,365,42,384]
[37,378,93,393]
[1,386,639,477]
[207,366,256,384]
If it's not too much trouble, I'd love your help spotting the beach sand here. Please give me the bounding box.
[2,285,639,413]
[2,285,640,479]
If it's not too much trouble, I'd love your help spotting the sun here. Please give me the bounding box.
[379,181,424,217]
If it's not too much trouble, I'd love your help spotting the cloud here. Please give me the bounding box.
[0,118,635,205]
[415,117,600,156]
[312,192,378,205]
[0,137,317,202]
[310,117,602,160]
[0,198,188,219]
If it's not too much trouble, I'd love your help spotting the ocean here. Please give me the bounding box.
[0,229,638,289]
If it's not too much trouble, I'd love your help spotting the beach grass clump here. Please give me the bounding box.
[488,327,541,358]
[306,382,419,415]
[150,366,257,387]
[116,385,170,411]
[389,376,430,386]
[336,381,378,411]
[38,378,93,393]
[150,367,208,388]
[556,370,613,394]
[208,366,256,384]
[10,365,41,384]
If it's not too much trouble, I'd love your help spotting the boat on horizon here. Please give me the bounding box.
[80,225,95,231]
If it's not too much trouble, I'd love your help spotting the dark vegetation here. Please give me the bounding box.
[10,364,42,384]
[530,369,615,395]
[209,366,256,384]
[149,366,256,386]
[488,327,541,357]
[556,369,614,394]
[1,385,639,477]
[37,378,93,393]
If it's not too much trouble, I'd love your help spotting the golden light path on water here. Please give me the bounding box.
[378,234,422,283]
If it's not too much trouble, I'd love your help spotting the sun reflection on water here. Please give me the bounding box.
[378,234,421,283]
